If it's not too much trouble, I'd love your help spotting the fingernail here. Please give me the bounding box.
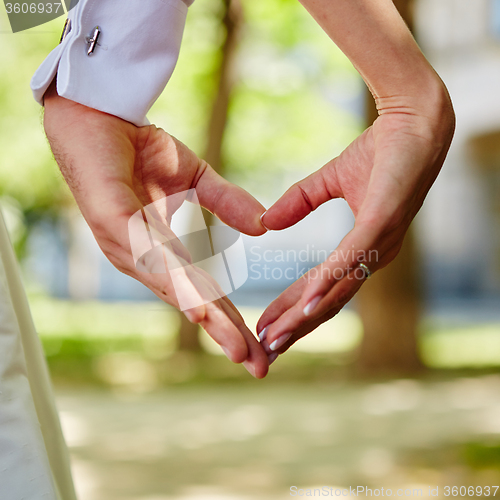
[243,361,256,378]
[260,211,270,231]
[270,333,291,351]
[303,295,323,316]
[268,352,278,365]
[258,325,270,342]
[184,311,196,323]
[222,347,232,361]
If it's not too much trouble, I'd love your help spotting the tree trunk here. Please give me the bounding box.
[203,0,242,175]
[355,0,424,375]
[177,0,243,352]
[355,229,423,375]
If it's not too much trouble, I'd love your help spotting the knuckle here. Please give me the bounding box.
[321,262,345,283]
[359,208,406,236]
[384,243,403,266]
[107,255,128,274]
[159,284,173,300]
[86,210,110,238]
[333,287,352,306]
[381,209,407,234]
[297,184,314,212]
[324,308,341,322]
[188,310,205,324]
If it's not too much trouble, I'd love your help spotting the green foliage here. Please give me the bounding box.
[0,0,362,220]
[149,0,363,198]
[148,0,228,152]
[43,336,148,386]
[0,14,71,216]
[463,442,500,469]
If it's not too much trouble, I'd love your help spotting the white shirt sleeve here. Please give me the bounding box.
[30,0,195,127]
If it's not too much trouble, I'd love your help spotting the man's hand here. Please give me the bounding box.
[43,81,269,378]
[257,85,455,359]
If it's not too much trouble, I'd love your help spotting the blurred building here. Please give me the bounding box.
[415,0,500,302]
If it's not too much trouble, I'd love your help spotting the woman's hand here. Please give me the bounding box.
[43,81,270,378]
[258,83,455,358]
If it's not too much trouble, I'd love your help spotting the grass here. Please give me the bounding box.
[27,295,500,389]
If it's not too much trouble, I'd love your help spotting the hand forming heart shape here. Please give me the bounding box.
[43,64,454,378]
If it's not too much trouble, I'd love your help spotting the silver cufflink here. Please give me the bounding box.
[59,18,71,43]
[85,26,101,56]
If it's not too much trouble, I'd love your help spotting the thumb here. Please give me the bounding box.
[261,159,342,230]
[195,162,267,236]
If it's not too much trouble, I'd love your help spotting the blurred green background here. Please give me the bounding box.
[1,0,500,498]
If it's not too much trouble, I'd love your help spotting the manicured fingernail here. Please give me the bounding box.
[270,333,291,351]
[303,295,323,316]
[260,211,270,231]
[184,311,196,323]
[243,361,256,378]
[222,347,232,361]
[268,352,278,365]
[258,325,270,342]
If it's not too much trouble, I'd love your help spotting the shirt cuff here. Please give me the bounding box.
[30,0,194,127]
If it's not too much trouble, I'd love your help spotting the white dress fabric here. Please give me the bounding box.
[31,0,195,126]
[0,211,76,500]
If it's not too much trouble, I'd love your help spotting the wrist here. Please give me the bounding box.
[42,78,58,105]
[375,72,454,129]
